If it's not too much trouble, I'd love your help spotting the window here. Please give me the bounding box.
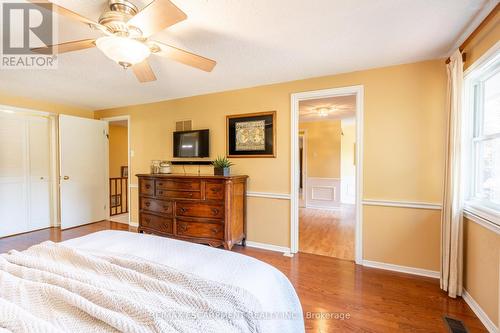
[465,49,500,222]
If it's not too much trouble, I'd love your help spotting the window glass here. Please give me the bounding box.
[483,71,500,136]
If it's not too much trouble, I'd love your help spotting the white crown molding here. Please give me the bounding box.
[462,289,498,333]
[362,199,442,210]
[246,191,291,200]
[362,260,440,279]
[245,241,291,254]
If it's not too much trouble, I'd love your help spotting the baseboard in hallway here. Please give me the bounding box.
[108,213,129,224]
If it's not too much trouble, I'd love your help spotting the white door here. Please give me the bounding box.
[59,115,108,229]
[28,117,52,230]
[0,114,29,237]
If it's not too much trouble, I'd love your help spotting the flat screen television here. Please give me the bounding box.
[173,129,210,158]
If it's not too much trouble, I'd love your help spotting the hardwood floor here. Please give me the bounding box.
[299,206,355,260]
[0,221,486,332]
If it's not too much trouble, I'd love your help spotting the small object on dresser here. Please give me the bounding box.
[212,156,234,176]
[159,161,171,174]
[150,160,161,174]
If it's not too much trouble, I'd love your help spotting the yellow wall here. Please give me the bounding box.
[299,120,341,178]
[95,59,447,274]
[461,8,500,328]
[463,218,499,326]
[341,121,356,179]
[109,125,128,178]
[0,91,93,118]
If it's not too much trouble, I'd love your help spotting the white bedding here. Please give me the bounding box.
[61,230,304,333]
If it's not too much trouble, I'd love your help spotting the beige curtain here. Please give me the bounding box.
[441,49,464,298]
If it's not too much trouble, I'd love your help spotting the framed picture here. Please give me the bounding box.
[226,111,276,158]
[121,166,128,178]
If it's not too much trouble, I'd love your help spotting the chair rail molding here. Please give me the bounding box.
[246,191,291,200]
[362,199,443,210]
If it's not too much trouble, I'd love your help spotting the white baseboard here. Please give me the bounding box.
[245,241,291,254]
[129,221,139,227]
[305,204,341,211]
[362,260,440,279]
[462,290,498,333]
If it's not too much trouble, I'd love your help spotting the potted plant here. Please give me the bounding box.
[212,156,234,176]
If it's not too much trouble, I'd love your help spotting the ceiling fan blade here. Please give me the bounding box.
[132,60,157,83]
[27,0,108,32]
[31,39,96,54]
[127,0,187,37]
[152,41,216,72]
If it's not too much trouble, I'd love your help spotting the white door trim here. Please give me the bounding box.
[101,115,131,225]
[290,85,364,264]
[299,130,308,206]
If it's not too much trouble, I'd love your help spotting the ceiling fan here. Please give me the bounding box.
[29,0,217,83]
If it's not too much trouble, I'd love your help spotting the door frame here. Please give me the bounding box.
[290,85,364,264]
[0,105,59,228]
[101,115,131,225]
[298,130,308,207]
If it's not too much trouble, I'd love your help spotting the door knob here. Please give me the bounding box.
[63,176,69,180]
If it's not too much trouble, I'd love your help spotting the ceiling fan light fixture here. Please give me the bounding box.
[96,36,150,67]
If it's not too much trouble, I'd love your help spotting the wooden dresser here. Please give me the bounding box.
[136,174,248,250]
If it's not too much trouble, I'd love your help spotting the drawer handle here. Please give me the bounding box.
[187,193,193,197]
[158,190,163,195]
[178,224,187,232]
[211,208,219,215]
[163,205,170,210]
[145,201,151,207]
[145,184,151,189]
[144,218,151,223]
[158,182,163,186]
[210,187,221,193]
[211,227,220,235]
[180,207,187,213]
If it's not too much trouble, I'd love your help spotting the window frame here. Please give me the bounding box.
[463,47,500,226]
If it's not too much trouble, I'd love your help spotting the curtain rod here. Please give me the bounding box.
[445,3,499,64]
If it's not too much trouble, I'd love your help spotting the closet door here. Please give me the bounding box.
[0,114,29,237]
[28,117,51,231]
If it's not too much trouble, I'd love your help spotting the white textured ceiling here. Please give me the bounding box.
[300,95,356,122]
[0,0,490,110]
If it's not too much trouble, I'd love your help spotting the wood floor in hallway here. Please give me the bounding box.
[299,206,355,260]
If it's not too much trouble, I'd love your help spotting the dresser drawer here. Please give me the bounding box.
[140,179,154,196]
[156,179,201,191]
[176,220,224,240]
[156,189,201,200]
[205,182,225,200]
[140,213,173,234]
[140,198,172,215]
[176,202,224,219]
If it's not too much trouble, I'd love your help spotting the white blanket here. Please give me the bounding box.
[0,241,265,333]
[63,231,304,333]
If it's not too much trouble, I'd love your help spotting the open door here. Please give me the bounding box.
[59,115,108,229]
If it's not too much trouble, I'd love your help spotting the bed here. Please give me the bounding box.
[0,230,304,332]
